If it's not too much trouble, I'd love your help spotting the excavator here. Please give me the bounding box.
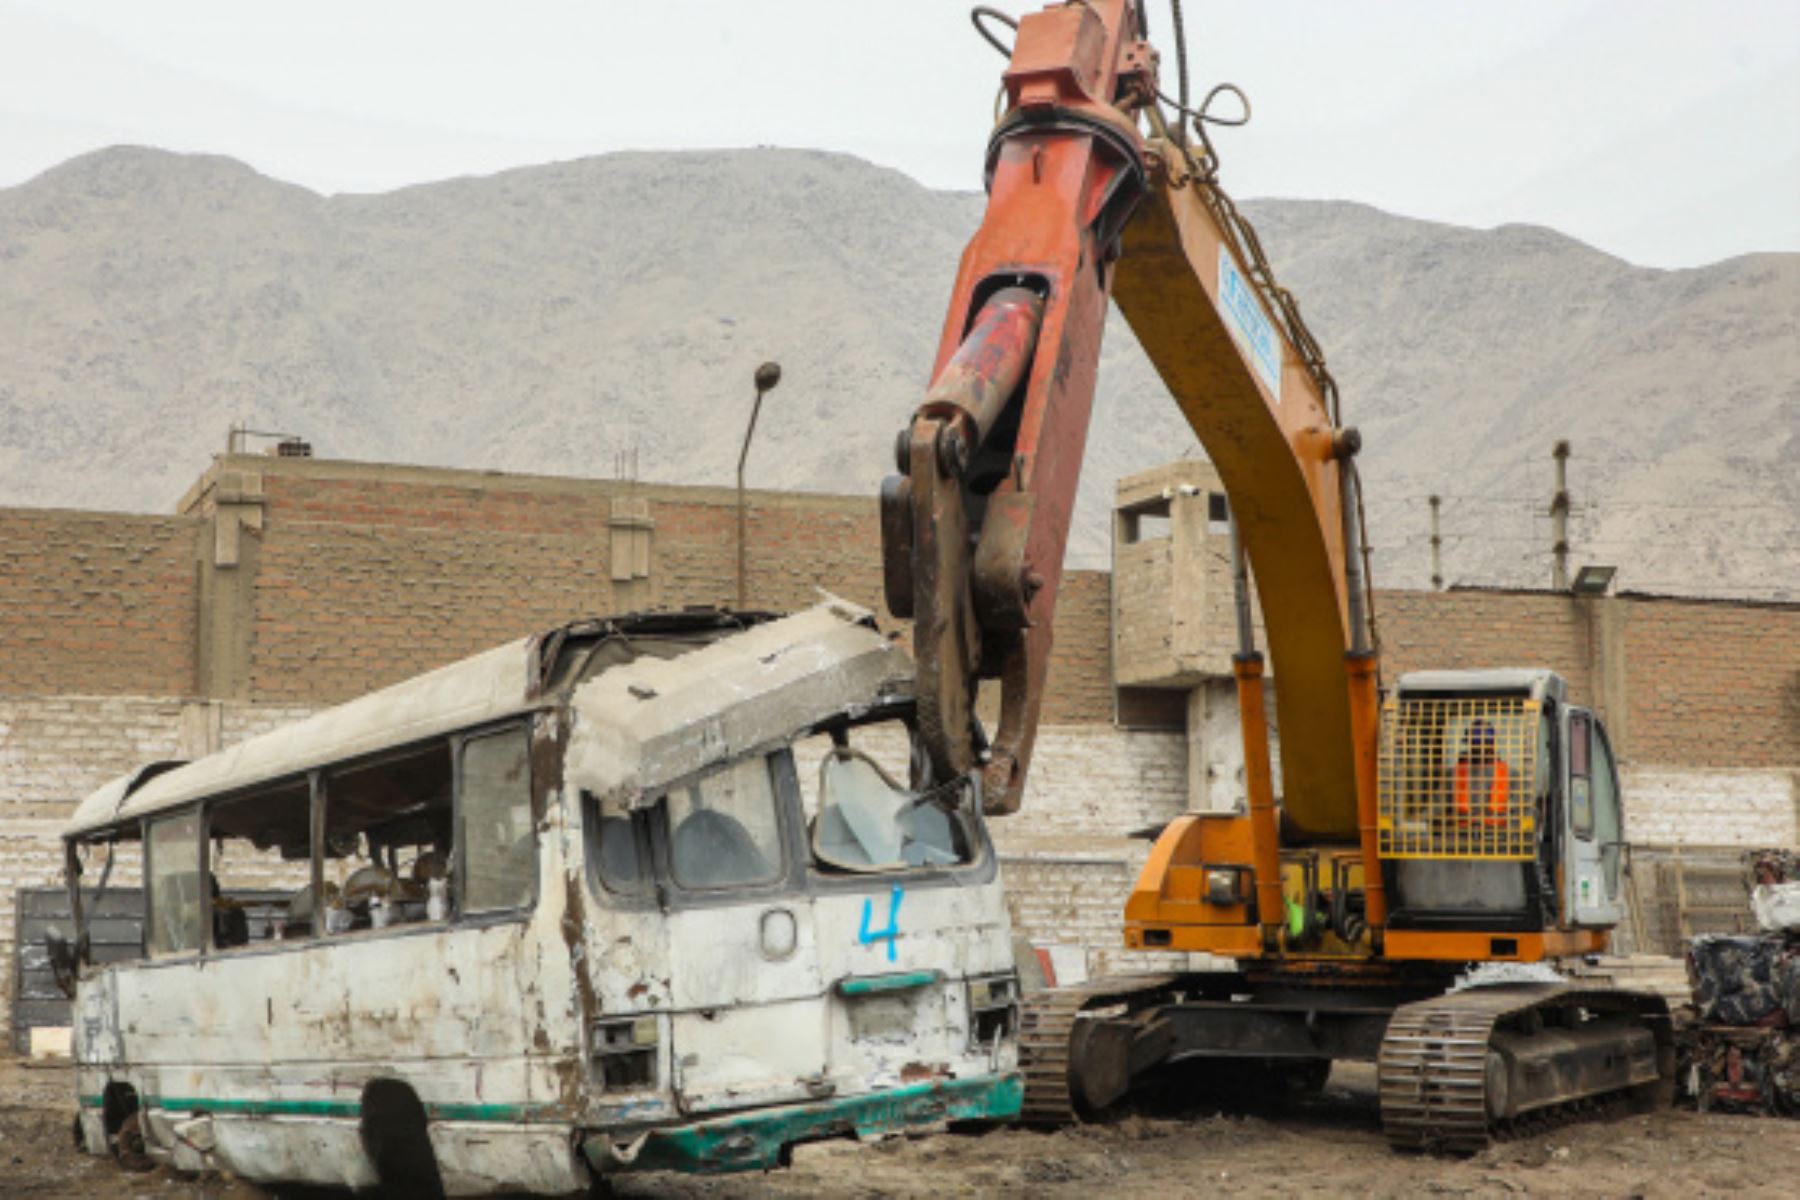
[880,1,1673,1151]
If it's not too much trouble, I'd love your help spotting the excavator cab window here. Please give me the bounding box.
[1590,722,1624,899]
[1569,712,1594,839]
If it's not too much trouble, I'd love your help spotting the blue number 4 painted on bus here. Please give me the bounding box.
[859,885,904,962]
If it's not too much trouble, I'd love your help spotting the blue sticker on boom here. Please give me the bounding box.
[1219,245,1283,403]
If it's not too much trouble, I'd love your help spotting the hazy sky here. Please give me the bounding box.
[3,1,1796,268]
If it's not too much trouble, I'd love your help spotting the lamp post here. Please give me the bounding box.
[737,362,782,609]
[1570,564,1616,596]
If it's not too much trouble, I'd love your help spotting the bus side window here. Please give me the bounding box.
[322,742,454,933]
[461,727,536,914]
[147,810,204,956]
[584,792,649,897]
[208,779,313,947]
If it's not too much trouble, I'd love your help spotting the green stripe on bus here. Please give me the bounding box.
[80,1094,551,1123]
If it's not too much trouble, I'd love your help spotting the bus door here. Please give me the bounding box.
[652,753,828,1115]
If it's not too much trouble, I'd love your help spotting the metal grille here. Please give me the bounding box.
[1378,696,1540,861]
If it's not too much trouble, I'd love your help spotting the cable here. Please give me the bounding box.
[1349,459,1383,676]
[970,6,1017,58]
[1170,0,1190,148]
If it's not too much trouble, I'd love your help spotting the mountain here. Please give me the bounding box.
[1,146,1795,598]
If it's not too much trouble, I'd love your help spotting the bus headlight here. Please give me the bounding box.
[591,1016,658,1090]
[967,972,1019,1048]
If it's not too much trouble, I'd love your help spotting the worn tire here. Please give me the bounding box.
[113,1112,155,1173]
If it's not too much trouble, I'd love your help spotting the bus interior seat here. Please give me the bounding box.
[343,864,395,907]
[597,816,640,887]
[671,808,769,887]
[410,850,448,883]
[208,876,251,948]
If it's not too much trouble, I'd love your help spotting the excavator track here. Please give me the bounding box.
[1378,983,1673,1154]
[1018,973,1182,1126]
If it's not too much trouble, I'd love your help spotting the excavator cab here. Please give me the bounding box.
[1379,669,1627,939]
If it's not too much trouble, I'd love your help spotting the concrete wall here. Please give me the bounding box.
[1185,677,1282,814]
[1111,461,1248,688]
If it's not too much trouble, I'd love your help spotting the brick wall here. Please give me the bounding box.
[222,459,1120,721]
[247,521,618,702]
[242,467,900,703]
[1374,588,1799,771]
[0,695,184,1040]
[3,458,1796,1040]
[1040,571,1115,725]
[1376,588,1596,707]
[1112,536,1174,683]
[0,511,198,697]
[998,852,1157,976]
[990,723,1189,979]
[1623,600,1800,769]
[1006,725,1186,837]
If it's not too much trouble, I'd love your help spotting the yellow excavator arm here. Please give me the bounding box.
[1115,145,1366,842]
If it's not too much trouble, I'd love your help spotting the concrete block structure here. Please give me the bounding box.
[1109,461,1280,816]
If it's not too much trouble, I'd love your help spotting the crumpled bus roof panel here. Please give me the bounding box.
[565,599,911,809]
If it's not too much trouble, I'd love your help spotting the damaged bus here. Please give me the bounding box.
[57,601,1022,1195]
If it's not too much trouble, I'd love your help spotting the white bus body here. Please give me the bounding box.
[59,601,1021,1195]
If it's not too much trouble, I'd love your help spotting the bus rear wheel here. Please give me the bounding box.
[113,1112,154,1172]
[359,1080,444,1199]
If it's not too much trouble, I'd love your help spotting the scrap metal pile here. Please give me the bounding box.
[1678,849,1800,1115]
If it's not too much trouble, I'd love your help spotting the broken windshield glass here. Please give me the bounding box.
[811,748,971,873]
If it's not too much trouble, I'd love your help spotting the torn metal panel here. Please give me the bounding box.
[428,1123,592,1196]
[209,1117,376,1189]
[584,1074,1023,1175]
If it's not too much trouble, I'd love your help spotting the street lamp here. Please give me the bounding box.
[737,362,782,608]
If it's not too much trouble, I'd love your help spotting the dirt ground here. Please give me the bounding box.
[4,1057,1795,1199]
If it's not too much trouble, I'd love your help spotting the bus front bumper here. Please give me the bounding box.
[581,1072,1022,1175]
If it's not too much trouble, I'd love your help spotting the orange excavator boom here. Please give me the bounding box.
[881,0,1376,861]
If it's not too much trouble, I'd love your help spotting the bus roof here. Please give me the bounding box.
[63,599,908,840]
[64,636,537,839]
